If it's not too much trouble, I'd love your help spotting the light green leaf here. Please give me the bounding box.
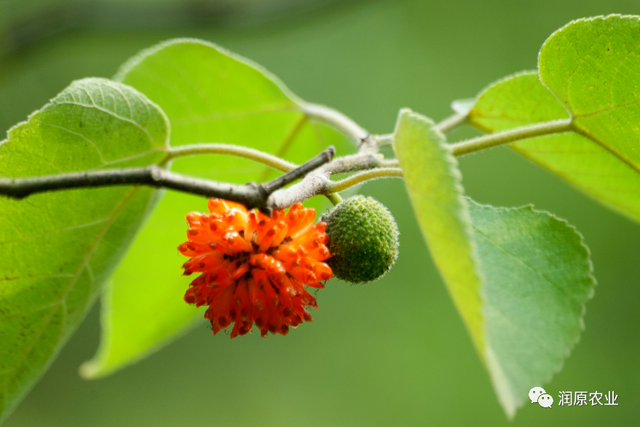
[0,78,169,423]
[391,110,484,348]
[393,109,594,417]
[469,15,640,223]
[81,39,355,378]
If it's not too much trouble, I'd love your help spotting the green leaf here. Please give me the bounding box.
[469,15,640,223]
[393,109,595,417]
[392,110,484,347]
[81,39,355,378]
[0,78,169,423]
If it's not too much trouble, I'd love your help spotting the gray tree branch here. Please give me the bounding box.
[0,147,336,213]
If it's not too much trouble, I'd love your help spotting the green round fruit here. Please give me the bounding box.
[321,195,399,284]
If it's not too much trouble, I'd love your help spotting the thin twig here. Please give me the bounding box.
[261,146,335,193]
[0,165,267,206]
[267,168,403,209]
[267,173,332,209]
[0,147,337,212]
[320,152,380,174]
[160,142,351,209]
[318,153,398,175]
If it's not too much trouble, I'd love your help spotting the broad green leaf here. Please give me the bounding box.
[393,109,594,417]
[81,39,355,378]
[469,15,640,223]
[0,78,169,423]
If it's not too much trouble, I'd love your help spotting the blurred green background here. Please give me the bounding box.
[2,0,640,425]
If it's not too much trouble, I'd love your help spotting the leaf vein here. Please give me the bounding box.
[37,120,107,164]
[0,218,109,247]
[0,188,140,393]
[53,101,154,144]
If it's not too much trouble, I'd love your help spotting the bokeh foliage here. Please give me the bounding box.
[2,1,640,426]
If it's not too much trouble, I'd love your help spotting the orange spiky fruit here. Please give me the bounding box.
[178,199,333,338]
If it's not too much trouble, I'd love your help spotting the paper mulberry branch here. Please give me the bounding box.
[267,167,404,208]
[0,165,256,203]
[0,116,575,211]
[0,145,403,212]
[0,147,335,211]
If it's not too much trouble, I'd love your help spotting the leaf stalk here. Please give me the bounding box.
[450,119,573,156]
